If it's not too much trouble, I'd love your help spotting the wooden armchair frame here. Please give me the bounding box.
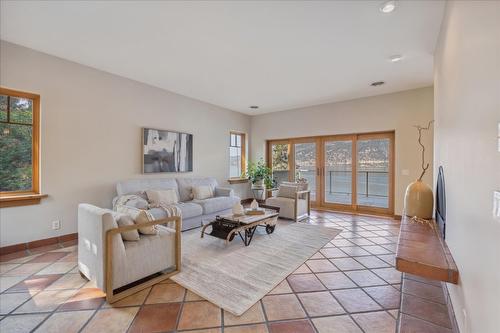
[294,190,311,221]
[105,216,181,303]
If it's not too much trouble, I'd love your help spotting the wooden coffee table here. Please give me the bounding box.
[201,205,280,246]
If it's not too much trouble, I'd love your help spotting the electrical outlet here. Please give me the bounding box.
[494,191,500,220]
[401,169,410,176]
[51,220,61,230]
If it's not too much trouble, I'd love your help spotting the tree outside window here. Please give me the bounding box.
[0,88,39,193]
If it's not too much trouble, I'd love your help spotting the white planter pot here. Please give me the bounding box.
[251,179,265,188]
[251,181,266,200]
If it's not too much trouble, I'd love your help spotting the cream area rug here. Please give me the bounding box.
[170,221,341,316]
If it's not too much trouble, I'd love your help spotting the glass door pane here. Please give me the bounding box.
[294,142,317,201]
[324,140,352,205]
[271,143,290,185]
[356,138,390,208]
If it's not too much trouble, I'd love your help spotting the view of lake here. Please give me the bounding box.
[273,169,389,208]
[271,138,390,208]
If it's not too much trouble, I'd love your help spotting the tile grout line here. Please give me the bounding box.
[302,230,367,331]
[311,227,399,331]
[292,282,321,333]
[1,253,75,319]
[123,281,158,333]
[76,286,111,333]
[312,224,369,333]
[399,311,455,331]
[40,266,104,333]
[2,213,410,333]
[7,253,79,332]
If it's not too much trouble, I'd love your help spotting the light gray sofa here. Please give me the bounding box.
[115,177,241,231]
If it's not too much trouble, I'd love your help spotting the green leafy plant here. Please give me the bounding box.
[264,176,275,189]
[245,159,273,188]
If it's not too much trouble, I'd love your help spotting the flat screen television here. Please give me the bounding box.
[436,166,446,239]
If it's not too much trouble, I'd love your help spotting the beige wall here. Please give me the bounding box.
[434,1,500,332]
[0,41,251,246]
[250,87,434,215]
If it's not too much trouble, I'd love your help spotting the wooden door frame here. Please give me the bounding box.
[266,130,395,216]
[290,137,321,207]
[266,139,292,182]
[355,131,395,216]
[319,134,357,212]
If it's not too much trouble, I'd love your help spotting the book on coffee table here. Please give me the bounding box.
[244,208,265,215]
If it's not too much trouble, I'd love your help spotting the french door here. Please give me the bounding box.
[321,135,354,208]
[268,138,320,206]
[267,131,394,215]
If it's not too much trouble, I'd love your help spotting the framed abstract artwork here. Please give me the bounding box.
[142,128,193,173]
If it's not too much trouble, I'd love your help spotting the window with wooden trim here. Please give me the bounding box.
[0,87,43,206]
[229,132,246,179]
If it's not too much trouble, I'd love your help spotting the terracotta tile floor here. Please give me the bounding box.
[0,210,455,332]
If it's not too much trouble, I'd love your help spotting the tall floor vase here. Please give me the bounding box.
[404,180,434,219]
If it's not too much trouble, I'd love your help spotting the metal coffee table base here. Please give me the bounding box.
[200,205,279,246]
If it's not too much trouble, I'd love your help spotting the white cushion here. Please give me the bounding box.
[176,177,218,202]
[146,189,179,206]
[116,215,140,241]
[266,196,308,220]
[194,196,240,215]
[116,178,179,197]
[116,205,157,235]
[192,185,214,200]
[114,226,176,289]
[278,184,298,198]
[149,202,203,220]
[282,181,309,191]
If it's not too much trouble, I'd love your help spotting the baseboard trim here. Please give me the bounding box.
[0,233,78,255]
[443,282,461,333]
[393,214,402,220]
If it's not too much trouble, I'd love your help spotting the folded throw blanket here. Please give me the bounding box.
[114,194,182,230]
[149,202,182,229]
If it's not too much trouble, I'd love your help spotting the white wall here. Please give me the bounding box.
[0,42,436,247]
[434,1,500,332]
[0,41,251,246]
[250,87,434,215]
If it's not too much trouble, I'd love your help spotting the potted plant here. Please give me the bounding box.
[264,175,276,190]
[245,159,272,189]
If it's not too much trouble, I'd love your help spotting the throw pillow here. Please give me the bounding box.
[134,210,157,235]
[278,184,298,199]
[146,189,178,207]
[116,215,140,241]
[192,185,214,200]
[116,205,157,235]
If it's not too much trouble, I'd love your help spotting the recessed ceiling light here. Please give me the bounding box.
[371,81,385,87]
[249,105,259,109]
[389,54,403,62]
[380,1,396,13]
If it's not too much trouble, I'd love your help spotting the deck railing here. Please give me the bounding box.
[327,170,388,198]
[272,169,389,198]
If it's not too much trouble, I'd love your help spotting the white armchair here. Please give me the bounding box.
[265,182,311,221]
[78,204,181,303]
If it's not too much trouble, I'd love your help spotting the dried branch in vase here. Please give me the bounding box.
[413,120,434,181]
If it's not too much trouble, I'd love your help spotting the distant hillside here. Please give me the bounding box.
[295,140,389,171]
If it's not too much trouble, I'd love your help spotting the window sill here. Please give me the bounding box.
[227,178,249,185]
[0,194,48,208]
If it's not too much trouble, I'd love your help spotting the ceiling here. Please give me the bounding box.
[0,1,445,115]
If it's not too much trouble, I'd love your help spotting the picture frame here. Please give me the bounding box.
[142,127,193,173]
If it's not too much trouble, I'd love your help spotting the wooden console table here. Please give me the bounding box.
[395,215,459,284]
